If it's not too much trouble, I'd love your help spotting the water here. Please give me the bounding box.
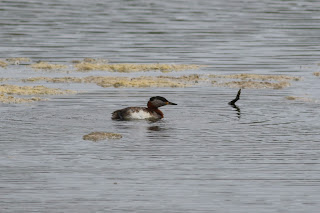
[1,0,320,212]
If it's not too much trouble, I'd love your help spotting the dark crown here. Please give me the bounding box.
[149,96,168,102]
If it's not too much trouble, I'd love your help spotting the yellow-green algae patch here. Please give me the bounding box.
[0,84,75,95]
[72,58,109,65]
[212,80,291,89]
[23,77,83,83]
[31,61,68,70]
[158,74,202,82]
[0,60,8,68]
[22,74,201,88]
[0,93,44,104]
[21,74,298,89]
[0,78,9,82]
[75,62,204,73]
[83,132,122,142]
[6,57,31,64]
[86,76,190,88]
[82,58,109,63]
[210,73,300,89]
[313,72,320,77]
[209,73,301,81]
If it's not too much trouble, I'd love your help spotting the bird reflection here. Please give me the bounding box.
[229,103,241,118]
[148,126,162,131]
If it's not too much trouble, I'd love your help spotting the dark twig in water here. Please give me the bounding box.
[228,89,241,105]
[228,89,241,119]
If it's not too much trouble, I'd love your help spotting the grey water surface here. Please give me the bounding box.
[1,0,320,212]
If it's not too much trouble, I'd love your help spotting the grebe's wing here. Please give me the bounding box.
[112,107,147,120]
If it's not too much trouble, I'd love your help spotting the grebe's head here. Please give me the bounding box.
[148,96,177,108]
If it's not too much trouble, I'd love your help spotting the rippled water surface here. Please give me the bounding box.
[1,0,320,212]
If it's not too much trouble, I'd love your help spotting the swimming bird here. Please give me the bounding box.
[112,96,177,120]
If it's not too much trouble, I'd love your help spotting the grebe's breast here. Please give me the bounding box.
[112,107,161,120]
[126,107,158,120]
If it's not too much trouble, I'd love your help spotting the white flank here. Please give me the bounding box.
[128,110,153,120]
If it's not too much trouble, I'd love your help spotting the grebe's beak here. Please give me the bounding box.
[167,102,177,105]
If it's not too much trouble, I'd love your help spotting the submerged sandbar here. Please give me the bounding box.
[83,132,122,141]
[285,96,316,103]
[0,93,44,104]
[313,72,320,77]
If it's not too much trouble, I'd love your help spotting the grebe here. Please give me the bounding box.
[112,96,177,120]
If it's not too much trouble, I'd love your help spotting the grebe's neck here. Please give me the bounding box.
[147,101,164,118]
[147,101,156,109]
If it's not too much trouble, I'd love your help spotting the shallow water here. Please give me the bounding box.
[1,0,320,212]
